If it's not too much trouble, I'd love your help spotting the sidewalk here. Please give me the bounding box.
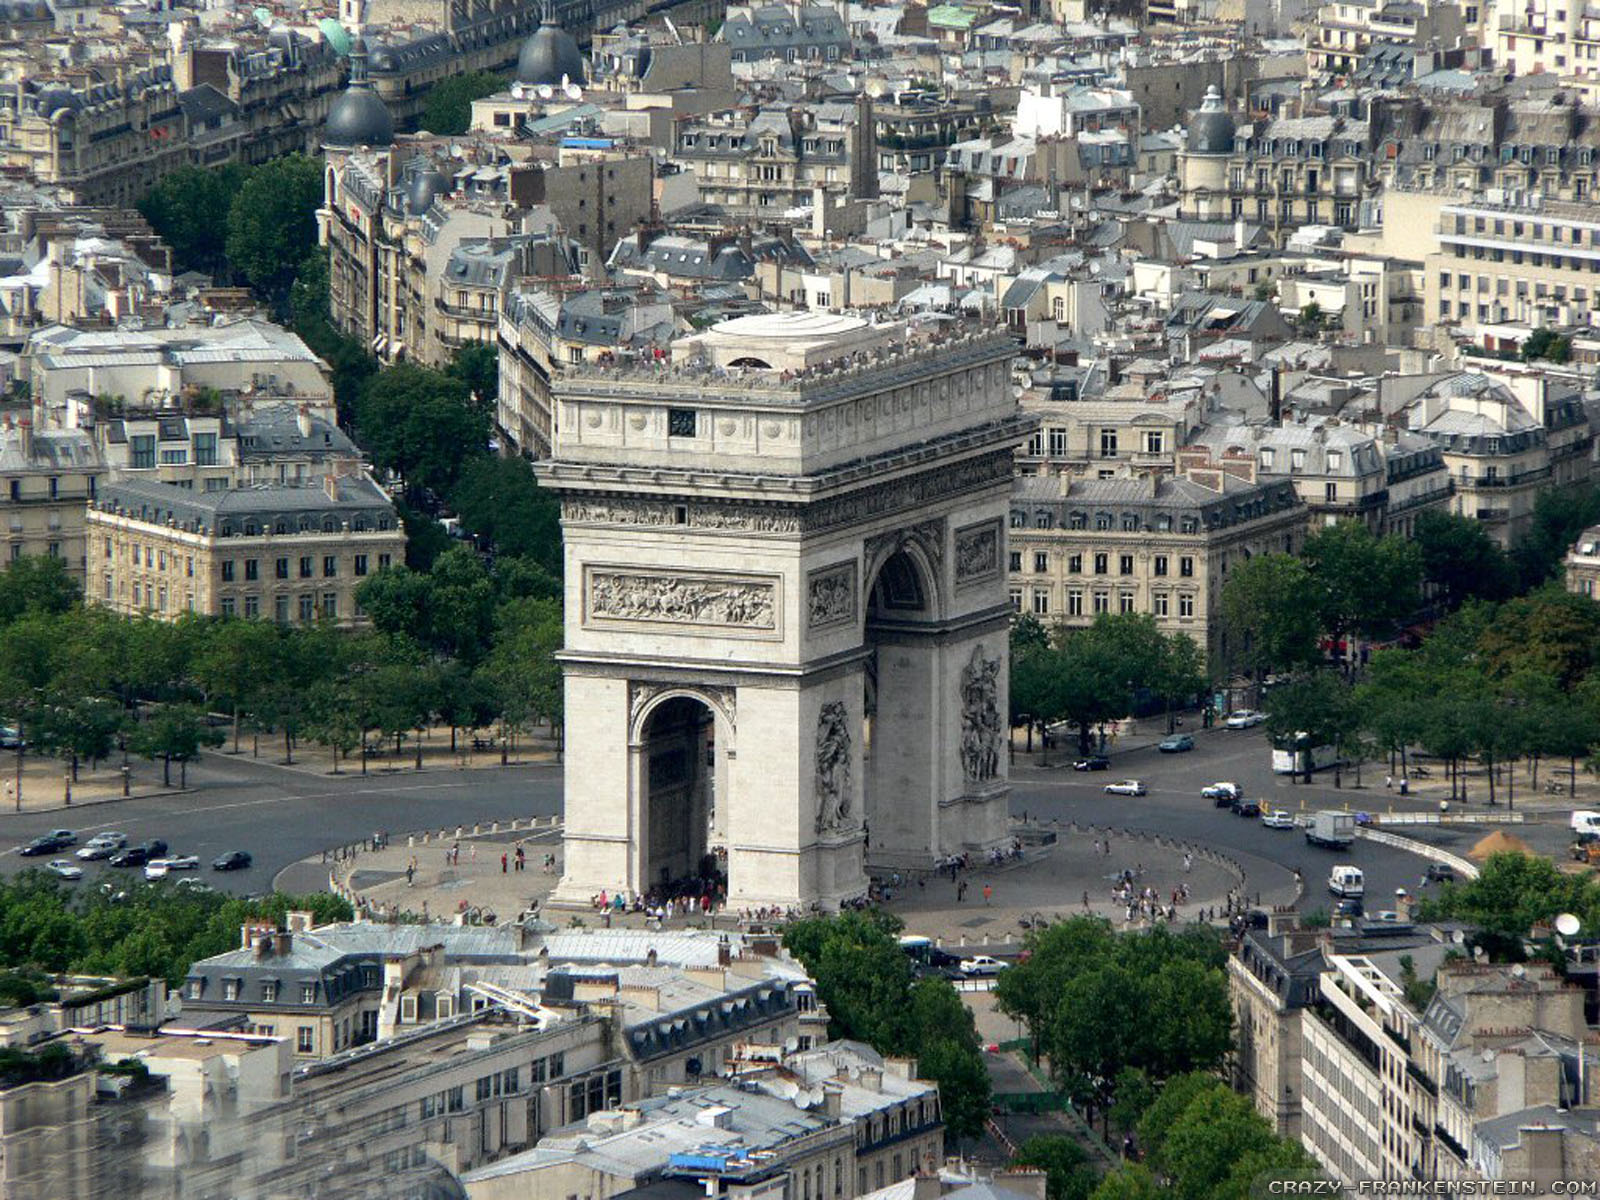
[0,753,183,815]
[208,721,562,779]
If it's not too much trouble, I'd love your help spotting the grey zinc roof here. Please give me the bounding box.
[0,426,99,472]
[97,474,395,537]
[235,404,358,459]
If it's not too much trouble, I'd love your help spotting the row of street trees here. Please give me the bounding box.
[0,550,563,796]
[1010,614,1206,758]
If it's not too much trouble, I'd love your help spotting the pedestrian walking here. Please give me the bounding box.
[1384,775,1393,790]
[1183,852,1192,873]
[982,883,992,906]
[1400,777,1409,796]
[501,853,508,874]
[1083,890,1090,910]
[406,864,415,887]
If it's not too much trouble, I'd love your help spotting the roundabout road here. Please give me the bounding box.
[0,753,562,897]
[0,729,1447,914]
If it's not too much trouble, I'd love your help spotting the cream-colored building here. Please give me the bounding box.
[0,418,102,583]
[1566,524,1600,598]
[542,312,1028,911]
[86,471,403,625]
[1007,456,1307,669]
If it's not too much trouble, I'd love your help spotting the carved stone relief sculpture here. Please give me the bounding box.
[959,645,1003,784]
[590,571,776,629]
[815,700,853,834]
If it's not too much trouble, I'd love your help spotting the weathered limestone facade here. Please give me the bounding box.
[539,313,1030,911]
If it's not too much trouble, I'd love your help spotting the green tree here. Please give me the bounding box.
[193,618,282,752]
[1418,851,1600,955]
[1414,509,1516,610]
[1087,1166,1164,1200]
[1014,1135,1098,1200]
[1478,586,1600,693]
[1300,520,1421,652]
[996,916,1115,1060]
[447,342,500,414]
[224,155,324,304]
[1263,670,1361,785]
[1221,554,1322,676]
[1511,482,1600,589]
[1522,328,1572,364]
[0,556,80,625]
[127,703,223,787]
[356,363,489,501]
[420,71,505,136]
[138,163,251,277]
[449,456,562,571]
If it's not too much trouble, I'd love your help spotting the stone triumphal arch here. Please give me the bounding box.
[539,312,1029,911]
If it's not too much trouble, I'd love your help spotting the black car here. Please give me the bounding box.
[141,839,168,858]
[212,851,252,871]
[1072,755,1111,771]
[1332,897,1364,919]
[19,834,66,856]
[1423,863,1456,884]
[109,846,150,868]
[1231,798,1262,818]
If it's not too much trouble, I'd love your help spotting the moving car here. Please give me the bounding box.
[108,846,151,869]
[1158,734,1195,753]
[76,833,127,860]
[1104,779,1147,796]
[144,854,198,880]
[212,850,252,872]
[1072,755,1110,771]
[44,829,75,846]
[0,726,20,748]
[958,955,1010,976]
[1225,710,1267,729]
[1423,863,1457,884]
[175,878,215,895]
[1306,810,1356,849]
[19,833,69,856]
[1201,782,1242,805]
[46,859,82,881]
[1231,798,1262,818]
[1260,809,1296,829]
[1332,897,1364,919]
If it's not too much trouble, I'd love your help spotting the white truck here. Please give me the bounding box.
[1305,810,1355,849]
[1329,866,1365,898]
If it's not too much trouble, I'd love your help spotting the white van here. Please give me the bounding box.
[1329,866,1365,898]
[1570,811,1600,835]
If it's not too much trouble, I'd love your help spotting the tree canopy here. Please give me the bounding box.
[421,72,505,136]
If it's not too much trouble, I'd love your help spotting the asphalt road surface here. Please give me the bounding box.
[1009,724,1462,913]
[0,728,1457,911]
[0,753,562,896]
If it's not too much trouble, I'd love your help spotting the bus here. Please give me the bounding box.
[1271,732,1340,775]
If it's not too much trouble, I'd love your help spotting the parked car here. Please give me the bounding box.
[1158,734,1195,753]
[1072,755,1110,771]
[1423,863,1457,884]
[46,859,83,881]
[958,955,1010,977]
[75,833,127,860]
[1104,779,1147,796]
[1260,809,1296,829]
[1225,710,1267,729]
[19,834,68,856]
[1201,782,1242,805]
[1231,798,1262,818]
[0,726,20,748]
[212,851,252,871]
[109,846,150,868]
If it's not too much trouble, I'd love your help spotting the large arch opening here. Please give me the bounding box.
[861,547,940,866]
[639,696,722,897]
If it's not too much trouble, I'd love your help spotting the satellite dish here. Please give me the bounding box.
[511,82,526,99]
[1512,963,1527,978]
[564,82,583,100]
[1556,913,1582,936]
[536,85,554,99]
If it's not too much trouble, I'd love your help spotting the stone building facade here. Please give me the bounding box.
[541,313,1029,911]
[86,472,403,626]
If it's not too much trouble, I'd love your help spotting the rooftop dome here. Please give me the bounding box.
[1186,86,1236,156]
[325,36,394,148]
[406,168,451,215]
[33,86,79,118]
[517,11,585,87]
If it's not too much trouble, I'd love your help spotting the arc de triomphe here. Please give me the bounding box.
[538,312,1029,912]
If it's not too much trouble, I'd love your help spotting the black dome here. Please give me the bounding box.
[1186,86,1235,156]
[407,169,451,214]
[324,37,393,148]
[517,16,585,86]
[33,87,79,117]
